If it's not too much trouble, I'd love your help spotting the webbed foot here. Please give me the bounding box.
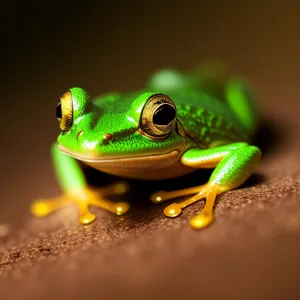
[31,182,130,225]
[151,183,219,230]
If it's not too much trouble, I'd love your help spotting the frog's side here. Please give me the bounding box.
[32,67,261,229]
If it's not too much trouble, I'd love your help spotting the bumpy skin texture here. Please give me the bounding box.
[57,69,256,161]
[32,67,261,228]
[58,90,185,159]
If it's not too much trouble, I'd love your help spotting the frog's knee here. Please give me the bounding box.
[234,145,261,168]
[147,69,186,91]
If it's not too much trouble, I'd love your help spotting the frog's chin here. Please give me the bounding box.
[58,144,194,180]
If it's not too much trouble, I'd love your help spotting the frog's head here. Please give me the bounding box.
[56,87,187,178]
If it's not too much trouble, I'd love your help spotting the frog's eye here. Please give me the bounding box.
[56,91,73,133]
[140,94,177,140]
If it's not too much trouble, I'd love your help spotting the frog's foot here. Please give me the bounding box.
[151,143,261,230]
[31,182,130,225]
[151,183,220,230]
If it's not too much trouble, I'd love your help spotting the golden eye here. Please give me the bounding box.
[140,94,176,140]
[56,91,73,133]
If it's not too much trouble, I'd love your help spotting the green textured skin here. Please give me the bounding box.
[181,142,248,165]
[209,145,261,188]
[182,142,261,191]
[57,89,185,157]
[54,67,260,192]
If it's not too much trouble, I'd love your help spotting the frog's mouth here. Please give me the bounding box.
[58,144,194,180]
[58,144,182,169]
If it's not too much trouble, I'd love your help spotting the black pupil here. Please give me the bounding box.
[153,104,176,126]
[56,103,62,119]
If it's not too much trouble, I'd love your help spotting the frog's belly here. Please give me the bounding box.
[83,150,196,180]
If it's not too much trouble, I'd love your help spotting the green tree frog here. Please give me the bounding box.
[31,67,261,229]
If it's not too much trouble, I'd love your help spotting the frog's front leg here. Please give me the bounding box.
[31,143,130,224]
[151,142,261,229]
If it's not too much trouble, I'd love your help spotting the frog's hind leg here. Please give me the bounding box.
[225,79,257,136]
[194,63,257,132]
[151,143,261,229]
[31,143,130,225]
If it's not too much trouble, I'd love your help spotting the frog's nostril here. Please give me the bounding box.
[103,133,114,142]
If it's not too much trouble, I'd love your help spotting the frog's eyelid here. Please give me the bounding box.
[176,120,185,137]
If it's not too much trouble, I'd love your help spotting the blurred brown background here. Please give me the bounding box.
[1,1,300,299]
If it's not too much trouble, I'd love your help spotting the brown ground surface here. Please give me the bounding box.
[1,1,300,299]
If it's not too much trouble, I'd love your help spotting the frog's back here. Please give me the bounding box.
[147,67,257,147]
[93,66,257,148]
[169,88,251,147]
